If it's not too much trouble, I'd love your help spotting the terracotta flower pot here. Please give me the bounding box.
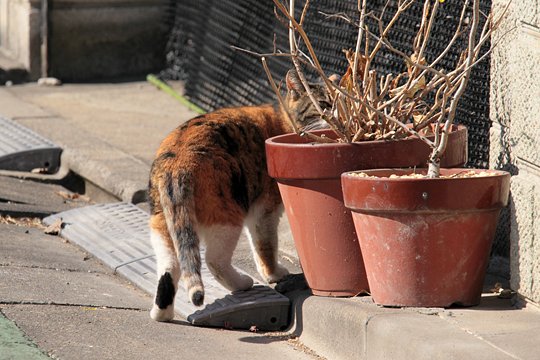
[265,126,468,296]
[341,168,510,307]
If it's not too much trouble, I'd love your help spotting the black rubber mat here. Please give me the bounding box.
[0,116,62,173]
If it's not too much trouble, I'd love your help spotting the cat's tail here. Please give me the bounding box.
[158,171,204,306]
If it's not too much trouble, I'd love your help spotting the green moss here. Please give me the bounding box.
[0,312,50,359]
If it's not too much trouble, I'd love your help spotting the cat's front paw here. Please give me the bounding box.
[150,304,175,322]
[265,264,289,284]
[234,274,254,291]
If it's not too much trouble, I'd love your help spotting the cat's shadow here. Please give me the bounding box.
[165,320,294,344]
[164,319,193,327]
[238,334,292,345]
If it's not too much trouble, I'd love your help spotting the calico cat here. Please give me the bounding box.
[148,70,331,322]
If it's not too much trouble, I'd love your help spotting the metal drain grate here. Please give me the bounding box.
[0,116,62,173]
[43,203,290,330]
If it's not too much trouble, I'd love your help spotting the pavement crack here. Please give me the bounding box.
[0,300,146,312]
[11,115,58,121]
[0,263,107,275]
[437,312,523,360]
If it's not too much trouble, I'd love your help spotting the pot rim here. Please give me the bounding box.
[342,168,510,181]
[341,168,511,212]
[265,126,468,180]
[265,125,466,148]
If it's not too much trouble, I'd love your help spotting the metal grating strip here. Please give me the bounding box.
[43,203,290,330]
[0,116,62,173]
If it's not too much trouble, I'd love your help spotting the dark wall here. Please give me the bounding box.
[48,0,169,81]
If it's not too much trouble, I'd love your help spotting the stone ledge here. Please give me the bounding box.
[15,116,149,203]
[288,290,540,360]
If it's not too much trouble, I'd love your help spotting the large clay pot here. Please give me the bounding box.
[341,168,510,307]
[265,126,468,296]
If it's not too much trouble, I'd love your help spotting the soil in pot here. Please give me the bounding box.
[341,168,511,307]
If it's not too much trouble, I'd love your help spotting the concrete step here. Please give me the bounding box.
[0,174,88,218]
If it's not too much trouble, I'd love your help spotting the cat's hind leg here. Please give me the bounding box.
[245,202,289,284]
[149,214,180,322]
[201,225,254,292]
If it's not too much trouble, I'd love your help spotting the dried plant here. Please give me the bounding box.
[263,0,510,177]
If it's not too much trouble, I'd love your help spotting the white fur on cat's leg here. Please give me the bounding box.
[201,225,254,292]
[150,302,175,322]
[150,229,180,322]
[245,204,289,284]
[265,264,289,283]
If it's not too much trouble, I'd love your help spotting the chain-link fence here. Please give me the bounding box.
[158,0,507,257]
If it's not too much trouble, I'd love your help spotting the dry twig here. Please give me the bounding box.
[263,0,510,177]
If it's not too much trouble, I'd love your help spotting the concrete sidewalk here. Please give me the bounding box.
[1,81,540,359]
[0,222,317,360]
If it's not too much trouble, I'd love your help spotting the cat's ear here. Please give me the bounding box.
[286,69,303,100]
[328,74,341,83]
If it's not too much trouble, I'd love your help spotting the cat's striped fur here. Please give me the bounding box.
[148,70,330,321]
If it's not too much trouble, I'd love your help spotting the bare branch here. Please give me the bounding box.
[261,57,298,134]
[427,0,481,177]
[261,0,510,167]
[426,0,470,70]
[418,0,440,62]
[299,0,311,26]
[353,0,367,89]
[230,45,290,58]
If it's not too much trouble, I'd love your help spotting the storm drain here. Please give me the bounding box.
[0,116,62,173]
[43,203,290,331]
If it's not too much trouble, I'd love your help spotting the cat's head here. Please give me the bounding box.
[284,69,337,132]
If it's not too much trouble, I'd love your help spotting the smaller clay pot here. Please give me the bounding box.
[341,168,510,307]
